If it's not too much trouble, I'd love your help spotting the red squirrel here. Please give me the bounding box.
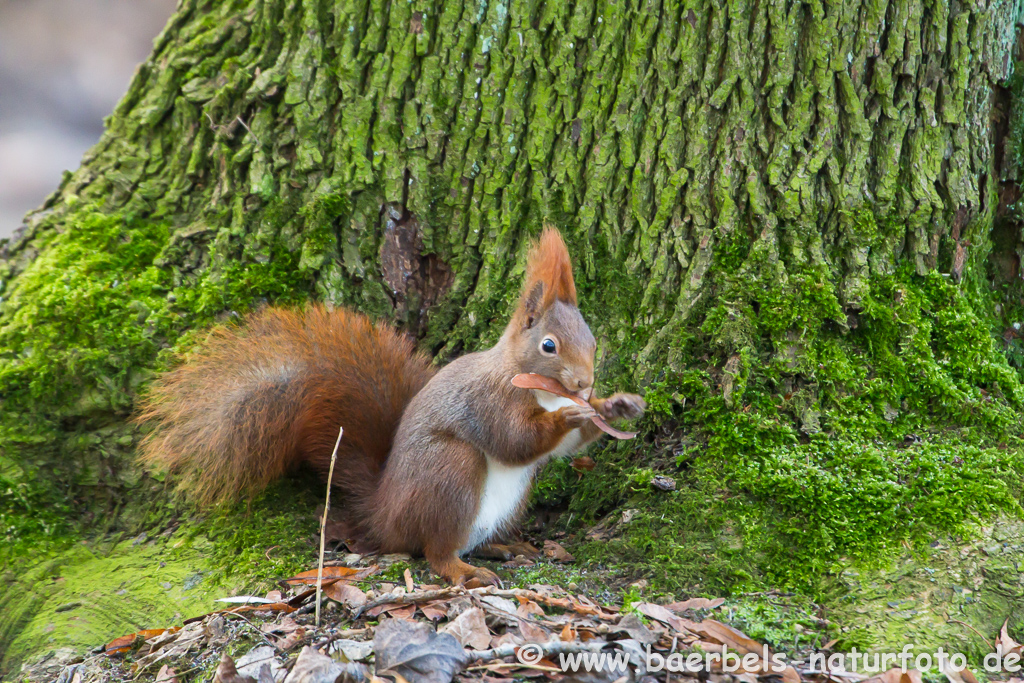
[138,227,645,586]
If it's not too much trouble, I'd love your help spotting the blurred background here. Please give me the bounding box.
[0,0,177,239]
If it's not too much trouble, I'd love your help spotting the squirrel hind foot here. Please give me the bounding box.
[430,555,502,588]
[472,541,541,562]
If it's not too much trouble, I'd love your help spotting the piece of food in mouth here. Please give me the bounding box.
[510,373,637,440]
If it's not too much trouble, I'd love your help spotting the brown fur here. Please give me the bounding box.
[136,306,434,508]
[514,225,577,323]
[137,228,644,585]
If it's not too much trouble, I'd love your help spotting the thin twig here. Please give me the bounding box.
[313,626,372,652]
[235,115,263,145]
[317,426,344,627]
[352,587,465,619]
[351,585,608,622]
[945,615,994,649]
[466,662,561,673]
[158,662,207,681]
[223,611,279,650]
[467,640,607,663]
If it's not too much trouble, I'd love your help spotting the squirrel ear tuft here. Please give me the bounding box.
[522,281,545,328]
[517,225,577,323]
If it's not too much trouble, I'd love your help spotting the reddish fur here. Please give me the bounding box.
[137,306,434,510]
[514,226,577,322]
[137,228,643,586]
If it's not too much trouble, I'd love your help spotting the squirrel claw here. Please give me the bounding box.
[560,403,598,428]
[461,566,502,589]
[598,393,646,421]
[437,558,502,588]
[473,541,540,561]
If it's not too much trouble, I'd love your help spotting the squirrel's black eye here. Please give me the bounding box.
[541,338,557,355]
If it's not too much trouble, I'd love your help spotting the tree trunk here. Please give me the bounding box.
[3,0,1024,609]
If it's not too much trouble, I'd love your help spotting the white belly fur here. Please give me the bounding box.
[461,390,587,554]
[462,456,535,553]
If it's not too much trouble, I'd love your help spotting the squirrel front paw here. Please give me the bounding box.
[558,403,598,428]
[597,393,646,421]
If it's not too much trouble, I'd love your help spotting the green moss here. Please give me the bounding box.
[0,533,232,675]
[0,205,315,575]
[541,214,1024,600]
[177,475,324,591]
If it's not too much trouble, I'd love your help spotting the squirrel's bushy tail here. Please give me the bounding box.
[137,305,434,508]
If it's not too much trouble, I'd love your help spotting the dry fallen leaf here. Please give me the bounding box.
[104,628,179,655]
[481,595,519,616]
[1000,619,1023,655]
[781,666,801,683]
[612,613,657,645]
[439,606,491,650]
[328,639,374,663]
[235,646,283,681]
[516,600,546,619]
[665,597,726,612]
[404,568,415,592]
[323,582,367,609]
[155,665,179,683]
[261,617,306,651]
[863,669,923,683]
[490,632,524,649]
[419,600,448,622]
[635,602,688,633]
[282,565,379,586]
[571,456,596,472]
[689,619,767,657]
[369,604,417,620]
[559,623,576,642]
[134,622,207,670]
[213,653,257,683]
[282,645,367,683]
[519,620,550,644]
[374,618,469,683]
[542,540,575,563]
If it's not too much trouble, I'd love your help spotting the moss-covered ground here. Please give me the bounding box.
[0,478,323,675]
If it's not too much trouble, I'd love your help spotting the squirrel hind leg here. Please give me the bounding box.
[424,544,501,588]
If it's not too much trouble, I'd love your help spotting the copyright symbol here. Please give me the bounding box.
[517,643,543,665]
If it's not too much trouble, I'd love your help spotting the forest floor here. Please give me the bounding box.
[6,498,1024,683]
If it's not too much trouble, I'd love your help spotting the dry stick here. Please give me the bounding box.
[945,615,994,650]
[351,585,610,622]
[466,662,561,673]
[478,587,616,620]
[467,640,607,664]
[316,426,344,628]
[352,587,465,619]
[223,611,279,650]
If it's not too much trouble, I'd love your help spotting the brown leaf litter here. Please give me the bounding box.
[55,562,1021,683]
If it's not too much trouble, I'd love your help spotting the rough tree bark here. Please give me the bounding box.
[2,0,1024,595]
[6,0,1021,337]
